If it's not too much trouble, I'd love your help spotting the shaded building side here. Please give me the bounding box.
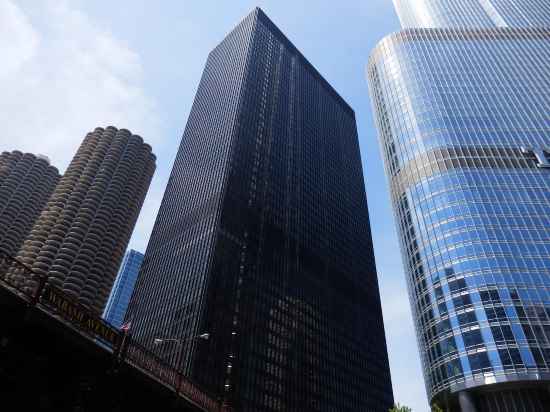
[128,8,393,412]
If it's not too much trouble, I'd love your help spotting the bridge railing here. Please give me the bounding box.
[0,249,221,412]
[0,249,43,300]
[125,339,221,412]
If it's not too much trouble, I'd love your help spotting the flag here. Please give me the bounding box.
[121,320,131,332]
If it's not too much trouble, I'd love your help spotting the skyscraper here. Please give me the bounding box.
[127,8,393,411]
[6,126,155,314]
[369,1,550,410]
[0,151,59,259]
[103,249,144,328]
[393,0,550,28]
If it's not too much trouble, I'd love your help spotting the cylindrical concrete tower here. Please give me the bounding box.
[6,126,156,314]
[0,151,60,258]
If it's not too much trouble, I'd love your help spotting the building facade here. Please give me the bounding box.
[127,8,393,412]
[369,1,550,411]
[103,249,144,329]
[0,151,59,260]
[393,0,550,28]
[6,127,155,314]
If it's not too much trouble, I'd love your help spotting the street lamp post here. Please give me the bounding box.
[153,333,210,395]
[222,330,238,411]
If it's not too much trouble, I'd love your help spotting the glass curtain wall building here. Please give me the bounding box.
[369,1,550,411]
[393,0,550,28]
[103,249,144,329]
[127,8,393,412]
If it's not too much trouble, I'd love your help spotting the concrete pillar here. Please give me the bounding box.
[458,391,478,412]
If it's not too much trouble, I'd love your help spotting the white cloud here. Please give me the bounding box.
[0,0,39,77]
[0,0,160,172]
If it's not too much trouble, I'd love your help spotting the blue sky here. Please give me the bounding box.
[0,1,428,410]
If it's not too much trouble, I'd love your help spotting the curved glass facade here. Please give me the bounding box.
[369,27,550,408]
[394,0,550,28]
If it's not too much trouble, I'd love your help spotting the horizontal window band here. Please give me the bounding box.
[392,145,542,195]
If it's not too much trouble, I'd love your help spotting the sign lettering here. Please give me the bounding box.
[42,286,121,347]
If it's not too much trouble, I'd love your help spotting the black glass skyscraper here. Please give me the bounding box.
[127,8,393,412]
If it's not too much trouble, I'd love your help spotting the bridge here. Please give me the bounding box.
[0,250,224,412]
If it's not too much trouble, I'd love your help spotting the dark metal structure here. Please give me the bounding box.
[127,8,393,412]
[0,249,221,412]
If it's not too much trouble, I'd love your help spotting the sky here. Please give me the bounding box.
[0,1,429,410]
